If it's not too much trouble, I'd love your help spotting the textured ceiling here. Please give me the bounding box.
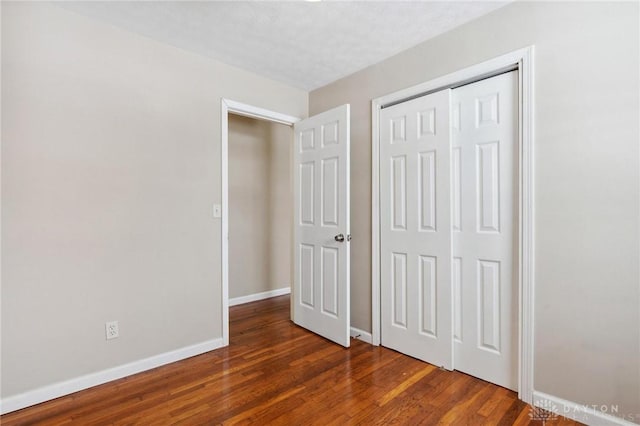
[59,1,509,91]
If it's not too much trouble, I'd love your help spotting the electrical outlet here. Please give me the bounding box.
[105,321,119,340]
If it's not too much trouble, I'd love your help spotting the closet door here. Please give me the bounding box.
[452,71,518,390]
[380,90,453,368]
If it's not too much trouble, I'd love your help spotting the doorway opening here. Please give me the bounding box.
[227,113,293,335]
[221,99,300,346]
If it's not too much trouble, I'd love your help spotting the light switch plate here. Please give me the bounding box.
[213,204,222,218]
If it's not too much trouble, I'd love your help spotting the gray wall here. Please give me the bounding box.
[2,0,638,420]
[1,2,306,398]
[228,115,292,299]
[309,0,639,419]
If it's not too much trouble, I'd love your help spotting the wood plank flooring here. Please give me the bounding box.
[1,295,581,425]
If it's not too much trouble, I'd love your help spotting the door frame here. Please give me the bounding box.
[370,46,535,403]
[220,98,300,346]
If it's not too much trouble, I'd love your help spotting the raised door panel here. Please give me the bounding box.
[321,246,339,317]
[391,252,408,328]
[391,156,407,231]
[453,257,463,342]
[419,151,436,232]
[419,255,437,337]
[299,162,315,225]
[299,244,315,308]
[452,147,462,232]
[476,141,500,233]
[321,157,339,227]
[477,260,501,353]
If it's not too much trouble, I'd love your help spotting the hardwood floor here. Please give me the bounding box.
[2,295,581,425]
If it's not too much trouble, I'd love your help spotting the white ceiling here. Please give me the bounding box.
[59,1,509,91]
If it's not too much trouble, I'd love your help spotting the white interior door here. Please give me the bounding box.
[379,90,453,368]
[452,71,518,390]
[293,104,350,347]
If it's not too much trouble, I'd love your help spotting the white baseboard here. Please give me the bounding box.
[350,327,373,344]
[0,337,225,415]
[229,287,291,307]
[533,391,639,426]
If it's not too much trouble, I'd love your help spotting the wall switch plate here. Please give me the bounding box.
[105,321,119,340]
[213,204,222,218]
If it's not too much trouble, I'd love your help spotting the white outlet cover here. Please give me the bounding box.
[105,321,119,340]
[213,204,222,218]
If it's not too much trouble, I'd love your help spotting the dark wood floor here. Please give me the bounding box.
[2,295,581,425]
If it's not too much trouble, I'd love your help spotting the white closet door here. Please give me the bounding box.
[452,71,518,390]
[293,104,351,347]
[380,90,453,368]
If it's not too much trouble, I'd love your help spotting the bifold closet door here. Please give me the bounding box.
[380,90,453,369]
[452,71,518,390]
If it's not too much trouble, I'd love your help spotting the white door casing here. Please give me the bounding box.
[293,104,351,347]
[379,90,453,368]
[452,71,518,390]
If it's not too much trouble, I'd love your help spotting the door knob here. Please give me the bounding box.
[335,234,345,242]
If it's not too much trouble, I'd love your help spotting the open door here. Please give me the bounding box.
[293,105,350,347]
